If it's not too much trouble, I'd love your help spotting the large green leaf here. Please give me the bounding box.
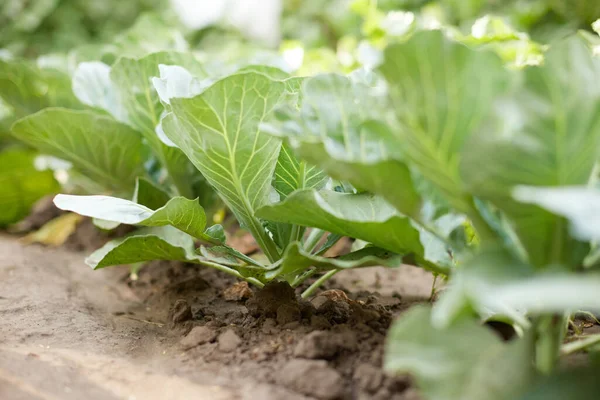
[160,71,287,261]
[11,109,144,193]
[513,186,600,241]
[263,73,423,219]
[54,194,219,243]
[257,189,448,274]
[385,305,535,400]
[519,366,600,400]
[461,35,600,266]
[379,30,510,214]
[0,148,59,227]
[433,248,600,328]
[0,59,82,123]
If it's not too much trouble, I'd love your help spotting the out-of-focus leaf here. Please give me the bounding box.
[72,61,127,121]
[0,148,60,227]
[263,72,423,219]
[433,248,600,328]
[11,109,144,193]
[21,212,82,246]
[160,70,287,262]
[54,194,219,243]
[461,35,600,267]
[513,186,600,241]
[257,189,448,274]
[385,305,535,400]
[519,366,600,400]
[379,30,510,214]
[0,58,82,128]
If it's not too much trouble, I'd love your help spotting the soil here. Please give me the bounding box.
[0,233,434,400]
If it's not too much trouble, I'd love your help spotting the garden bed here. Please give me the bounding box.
[0,233,433,400]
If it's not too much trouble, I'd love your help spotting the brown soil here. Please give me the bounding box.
[0,233,434,400]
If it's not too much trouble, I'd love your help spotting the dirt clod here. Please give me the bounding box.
[223,281,253,301]
[277,359,345,400]
[180,326,217,349]
[218,329,242,352]
[277,303,301,325]
[294,330,357,360]
[246,281,297,317]
[353,363,384,393]
[167,299,193,328]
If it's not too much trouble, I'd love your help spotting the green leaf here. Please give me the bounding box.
[519,366,600,400]
[513,186,600,241]
[385,305,535,400]
[0,148,59,227]
[433,248,600,328]
[379,30,510,213]
[72,61,127,121]
[264,73,423,219]
[461,35,600,266]
[257,189,448,274]
[87,226,196,269]
[110,52,209,198]
[54,194,216,242]
[0,58,82,124]
[160,71,288,262]
[269,242,403,281]
[11,109,144,193]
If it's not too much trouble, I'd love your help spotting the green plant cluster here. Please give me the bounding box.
[2,1,600,399]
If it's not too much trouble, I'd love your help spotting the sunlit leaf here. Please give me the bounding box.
[11,109,144,193]
[461,35,600,266]
[160,70,288,261]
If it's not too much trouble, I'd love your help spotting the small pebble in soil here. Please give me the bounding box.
[218,329,242,352]
[222,281,253,301]
[294,329,357,360]
[276,359,345,400]
[180,326,217,350]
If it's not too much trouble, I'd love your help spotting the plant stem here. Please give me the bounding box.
[561,334,600,355]
[197,259,264,288]
[535,314,567,375]
[291,269,317,288]
[304,228,325,253]
[301,269,339,298]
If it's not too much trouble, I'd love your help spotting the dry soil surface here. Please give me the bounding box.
[0,234,434,400]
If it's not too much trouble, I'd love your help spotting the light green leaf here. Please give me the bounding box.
[87,226,196,269]
[433,248,600,328]
[379,30,510,214]
[11,109,144,192]
[519,366,600,400]
[110,52,209,198]
[461,35,600,266]
[0,148,59,227]
[274,143,328,199]
[160,71,287,262]
[269,242,403,281]
[257,189,448,274]
[72,61,126,121]
[513,186,600,241]
[54,194,216,242]
[264,72,423,219]
[0,58,82,126]
[385,305,535,400]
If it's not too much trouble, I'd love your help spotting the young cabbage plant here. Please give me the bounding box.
[52,66,430,296]
[265,29,600,399]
